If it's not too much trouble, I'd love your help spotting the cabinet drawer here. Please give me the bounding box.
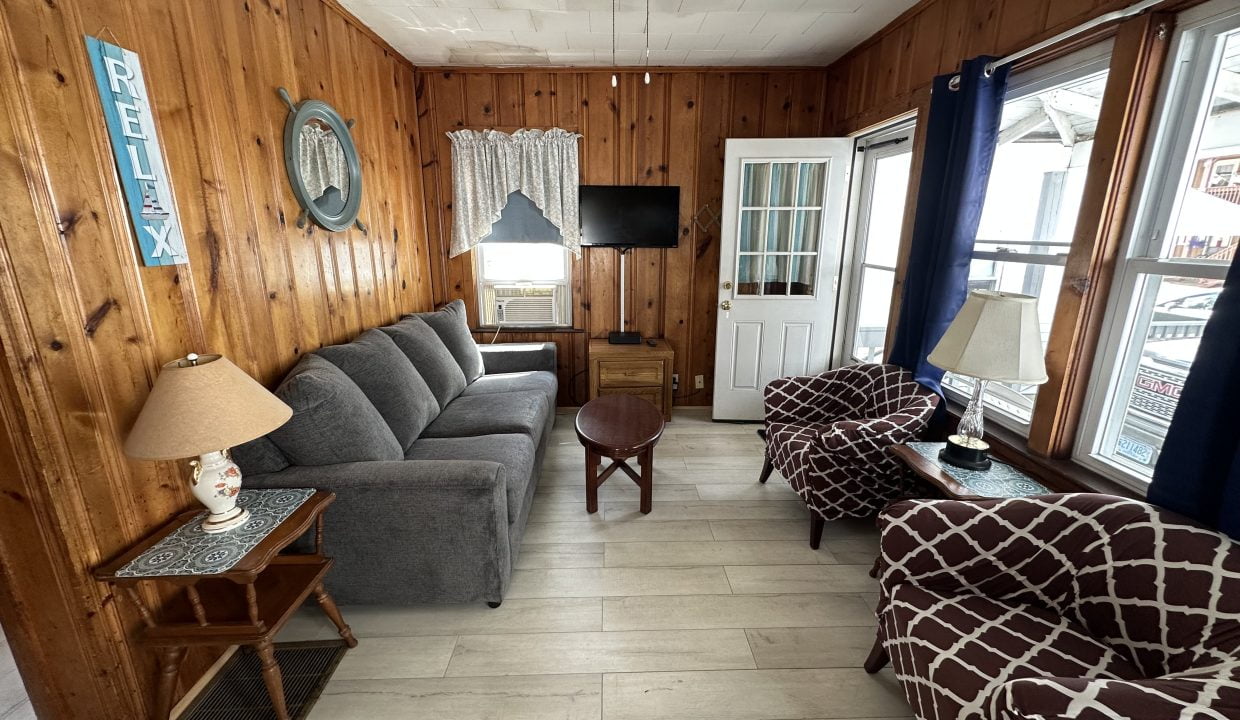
[598,386,664,414]
[597,360,663,388]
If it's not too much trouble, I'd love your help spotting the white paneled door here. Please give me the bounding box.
[713,138,851,421]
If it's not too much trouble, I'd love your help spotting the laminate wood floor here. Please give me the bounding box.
[293,408,912,720]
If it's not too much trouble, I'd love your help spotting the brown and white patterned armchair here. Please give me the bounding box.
[870,493,1240,720]
[760,363,939,548]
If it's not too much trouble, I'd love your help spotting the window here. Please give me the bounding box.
[941,45,1112,431]
[475,243,572,327]
[1077,2,1240,487]
[736,160,828,296]
[840,122,915,364]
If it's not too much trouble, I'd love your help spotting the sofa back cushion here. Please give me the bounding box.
[315,329,440,450]
[380,316,467,409]
[417,299,484,383]
[267,354,403,465]
[231,435,289,475]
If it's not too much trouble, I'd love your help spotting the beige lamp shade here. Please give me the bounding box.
[928,290,1049,384]
[124,354,293,460]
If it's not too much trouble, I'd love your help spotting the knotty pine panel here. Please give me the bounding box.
[822,0,1193,134]
[417,67,830,407]
[0,0,433,716]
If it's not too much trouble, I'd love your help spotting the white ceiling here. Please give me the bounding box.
[340,0,919,67]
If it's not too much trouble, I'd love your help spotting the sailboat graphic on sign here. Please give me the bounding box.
[139,186,170,221]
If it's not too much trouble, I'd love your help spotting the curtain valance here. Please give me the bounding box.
[447,128,582,257]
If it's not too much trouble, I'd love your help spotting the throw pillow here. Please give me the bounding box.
[379,316,468,409]
[417,299,485,383]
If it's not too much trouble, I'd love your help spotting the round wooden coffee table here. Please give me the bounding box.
[575,394,665,514]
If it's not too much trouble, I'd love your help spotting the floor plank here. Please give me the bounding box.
[507,566,732,598]
[602,593,875,631]
[604,540,833,567]
[311,674,602,719]
[724,565,878,595]
[746,627,880,669]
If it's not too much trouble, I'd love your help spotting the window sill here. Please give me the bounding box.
[944,400,1142,500]
[472,326,583,334]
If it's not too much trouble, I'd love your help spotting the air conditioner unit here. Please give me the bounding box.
[486,284,565,326]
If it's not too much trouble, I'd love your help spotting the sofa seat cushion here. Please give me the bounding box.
[420,390,548,446]
[267,354,404,466]
[462,371,557,407]
[881,584,1142,720]
[417,299,484,383]
[380,316,467,410]
[315,329,440,450]
[405,434,536,523]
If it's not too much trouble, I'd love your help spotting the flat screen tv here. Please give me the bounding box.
[579,185,680,248]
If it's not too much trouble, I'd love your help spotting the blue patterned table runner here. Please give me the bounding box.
[116,488,316,578]
[905,442,1050,498]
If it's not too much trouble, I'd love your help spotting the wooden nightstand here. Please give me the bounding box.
[588,339,674,421]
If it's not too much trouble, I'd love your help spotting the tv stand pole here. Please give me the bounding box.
[609,247,641,344]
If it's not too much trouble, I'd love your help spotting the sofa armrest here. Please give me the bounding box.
[990,674,1240,720]
[878,494,1124,615]
[245,460,511,604]
[478,342,557,374]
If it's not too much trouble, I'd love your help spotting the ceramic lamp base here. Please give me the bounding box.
[940,434,992,471]
[201,505,251,533]
[190,450,249,534]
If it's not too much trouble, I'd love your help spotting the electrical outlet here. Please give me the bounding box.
[672,373,680,391]
[694,374,705,389]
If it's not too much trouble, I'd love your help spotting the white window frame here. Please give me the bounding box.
[836,119,916,367]
[474,243,573,328]
[1075,0,1240,491]
[941,40,1114,436]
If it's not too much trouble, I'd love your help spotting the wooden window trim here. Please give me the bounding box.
[1027,12,1175,457]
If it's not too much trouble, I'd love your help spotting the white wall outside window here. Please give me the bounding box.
[1076,0,1240,490]
[475,243,572,327]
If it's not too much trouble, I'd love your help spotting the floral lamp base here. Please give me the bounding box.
[190,450,251,534]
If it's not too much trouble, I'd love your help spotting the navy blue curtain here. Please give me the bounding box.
[888,57,1010,399]
[1149,259,1240,539]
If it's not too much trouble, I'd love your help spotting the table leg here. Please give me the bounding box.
[314,582,358,648]
[153,646,186,720]
[585,447,600,514]
[256,640,290,720]
[639,448,652,514]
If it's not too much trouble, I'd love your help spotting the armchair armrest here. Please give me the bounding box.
[818,412,934,455]
[990,673,1240,720]
[877,494,1122,614]
[478,342,557,374]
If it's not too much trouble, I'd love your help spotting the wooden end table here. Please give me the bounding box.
[889,442,1051,500]
[94,489,357,720]
[575,394,666,514]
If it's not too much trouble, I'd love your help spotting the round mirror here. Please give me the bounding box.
[279,88,363,232]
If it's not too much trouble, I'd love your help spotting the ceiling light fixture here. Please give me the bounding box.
[643,0,651,85]
[610,0,618,88]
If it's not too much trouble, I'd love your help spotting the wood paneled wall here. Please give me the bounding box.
[821,0,1176,135]
[416,68,830,406]
[0,0,432,716]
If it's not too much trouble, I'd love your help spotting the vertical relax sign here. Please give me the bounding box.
[85,35,188,266]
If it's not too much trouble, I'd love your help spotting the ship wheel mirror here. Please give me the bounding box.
[278,87,364,233]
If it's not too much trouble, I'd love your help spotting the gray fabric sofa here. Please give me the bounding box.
[233,300,556,606]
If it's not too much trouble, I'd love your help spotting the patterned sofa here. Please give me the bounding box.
[761,363,939,548]
[870,493,1240,720]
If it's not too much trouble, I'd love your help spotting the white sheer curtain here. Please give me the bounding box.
[447,128,582,257]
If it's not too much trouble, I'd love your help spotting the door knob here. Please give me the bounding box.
[720,300,732,311]
[722,281,733,290]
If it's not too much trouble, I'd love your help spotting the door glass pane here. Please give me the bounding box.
[1100,273,1215,476]
[742,163,769,207]
[1162,31,1240,262]
[863,152,912,267]
[739,210,765,252]
[764,255,788,295]
[769,162,798,206]
[737,255,762,296]
[789,256,817,296]
[793,210,821,252]
[797,162,826,206]
[852,267,894,362]
[766,210,792,252]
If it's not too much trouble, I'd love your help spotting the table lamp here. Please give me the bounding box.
[124,354,292,533]
[927,290,1048,470]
